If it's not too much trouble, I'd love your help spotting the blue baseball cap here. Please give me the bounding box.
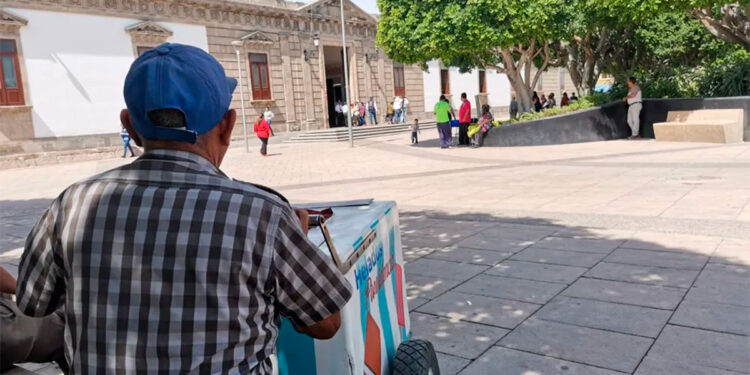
[123,43,237,143]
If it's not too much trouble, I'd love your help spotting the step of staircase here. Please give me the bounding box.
[286,122,437,143]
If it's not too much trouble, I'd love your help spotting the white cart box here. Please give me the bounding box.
[277,201,410,375]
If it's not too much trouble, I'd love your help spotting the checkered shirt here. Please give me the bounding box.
[16,150,352,374]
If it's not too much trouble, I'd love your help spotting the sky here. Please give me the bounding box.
[304,0,379,14]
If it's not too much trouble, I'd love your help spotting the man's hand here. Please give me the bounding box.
[294,209,310,235]
[295,312,342,340]
[0,266,17,294]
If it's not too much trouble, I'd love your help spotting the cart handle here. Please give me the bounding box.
[308,214,377,274]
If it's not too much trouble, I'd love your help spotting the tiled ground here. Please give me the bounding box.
[400,215,749,375]
[1,133,749,374]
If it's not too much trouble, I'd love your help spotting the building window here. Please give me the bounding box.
[440,68,450,95]
[393,63,405,97]
[478,70,487,94]
[249,53,271,100]
[0,39,24,106]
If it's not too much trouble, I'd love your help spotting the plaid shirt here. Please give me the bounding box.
[16,150,352,374]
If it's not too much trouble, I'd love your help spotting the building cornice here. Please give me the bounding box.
[0,0,377,39]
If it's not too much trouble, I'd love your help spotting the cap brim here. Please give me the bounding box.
[226,77,238,94]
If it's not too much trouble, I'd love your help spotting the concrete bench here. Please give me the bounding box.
[653,109,744,143]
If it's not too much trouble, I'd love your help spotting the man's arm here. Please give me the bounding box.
[17,199,65,317]
[272,207,353,340]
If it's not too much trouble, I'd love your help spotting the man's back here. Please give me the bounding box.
[17,150,351,374]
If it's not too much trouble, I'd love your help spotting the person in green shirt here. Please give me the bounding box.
[434,95,454,148]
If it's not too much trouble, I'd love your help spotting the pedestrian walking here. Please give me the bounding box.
[16,43,351,374]
[254,114,271,156]
[263,106,275,136]
[434,95,453,149]
[623,76,642,139]
[367,97,378,125]
[121,126,136,158]
[510,95,519,119]
[458,93,472,146]
[410,118,420,144]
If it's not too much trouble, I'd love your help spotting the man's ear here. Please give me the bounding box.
[218,109,237,146]
[120,109,143,147]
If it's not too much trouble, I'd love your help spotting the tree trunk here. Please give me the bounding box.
[693,4,750,50]
[500,49,533,113]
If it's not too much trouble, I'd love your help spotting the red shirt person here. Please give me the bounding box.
[458,93,472,146]
[254,115,272,155]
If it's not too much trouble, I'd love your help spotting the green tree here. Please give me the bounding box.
[591,0,749,49]
[376,0,573,112]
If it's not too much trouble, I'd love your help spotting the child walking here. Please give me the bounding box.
[410,119,420,144]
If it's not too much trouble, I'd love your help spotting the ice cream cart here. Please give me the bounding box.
[276,200,439,375]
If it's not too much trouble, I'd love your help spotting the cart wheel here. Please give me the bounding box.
[393,339,440,375]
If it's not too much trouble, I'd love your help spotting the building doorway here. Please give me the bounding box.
[323,46,350,128]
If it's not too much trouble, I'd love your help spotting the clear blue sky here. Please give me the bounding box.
[304,0,379,14]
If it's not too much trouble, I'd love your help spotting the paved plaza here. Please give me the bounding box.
[1,133,749,374]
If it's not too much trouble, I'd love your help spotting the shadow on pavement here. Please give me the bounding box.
[398,209,748,375]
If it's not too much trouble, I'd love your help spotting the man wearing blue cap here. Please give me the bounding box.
[15,43,352,374]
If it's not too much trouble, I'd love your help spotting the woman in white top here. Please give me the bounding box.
[623,77,642,139]
[263,106,275,136]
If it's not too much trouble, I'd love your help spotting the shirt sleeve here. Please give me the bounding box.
[271,206,353,327]
[17,198,65,317]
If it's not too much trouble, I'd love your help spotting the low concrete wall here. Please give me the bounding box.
[483,96,750,147]
[483,102,630,147]
[640,97,750,141]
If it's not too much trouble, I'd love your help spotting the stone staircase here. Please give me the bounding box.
[286,122,437,143]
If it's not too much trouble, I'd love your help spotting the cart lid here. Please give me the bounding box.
[304,200,395,260]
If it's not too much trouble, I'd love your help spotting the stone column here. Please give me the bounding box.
[279,35,296,132]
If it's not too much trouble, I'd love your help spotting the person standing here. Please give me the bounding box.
[393,96,403,124]
[386,101,395,123]
[540,94,548,108]
[510,95,519,119]
[410,118,420,144]
[434,95,453,149]
[254,113,271,156]
[623,76,642,139]
[458,93,472,146]
[16,43,351,374]
[401,97,409,123]
[358,101,367,125]
[263,106,275,136]
[561,92,570,107]
[367,97,378,125]
[335,101,343,127]
[121,126,136,158]
[533,91,542,112]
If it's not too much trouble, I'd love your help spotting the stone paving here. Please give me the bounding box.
[1,133,749,374]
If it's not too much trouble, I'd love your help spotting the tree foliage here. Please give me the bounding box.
[377,0,573,111]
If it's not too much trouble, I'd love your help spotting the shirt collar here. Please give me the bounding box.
[140,149,227,178]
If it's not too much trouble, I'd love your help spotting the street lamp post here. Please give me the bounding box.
[231,40,249,153]
[339,0,354,148]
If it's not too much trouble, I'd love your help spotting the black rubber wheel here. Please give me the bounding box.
[393,339,440,375]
